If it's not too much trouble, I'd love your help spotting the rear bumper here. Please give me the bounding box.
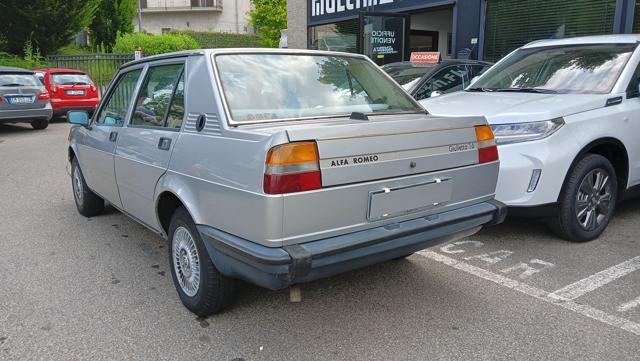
[198,200,506,290]
[51,99,99,115]
[0,106,52,122]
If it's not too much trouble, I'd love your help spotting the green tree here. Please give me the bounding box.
[90,0,137,50]
[0,0,99,56]
[248,0,287,48]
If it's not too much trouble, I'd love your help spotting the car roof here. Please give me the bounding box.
[34,68,87,74]
[0,66,33,74]
[121,48,371,68]
[523,34,640,49]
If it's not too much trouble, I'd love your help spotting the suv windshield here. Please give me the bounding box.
[52,73,93,85]
[0,73,39,87]
[470,43,637,94]
[215,53,422,122]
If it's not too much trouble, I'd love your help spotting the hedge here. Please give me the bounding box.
[0,52,45,69]
[178,31,262,49]
[113,32,199,55]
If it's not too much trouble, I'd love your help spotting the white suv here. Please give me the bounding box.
[422,35,640,242]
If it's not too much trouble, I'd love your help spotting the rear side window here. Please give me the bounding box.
[166,72,185,129]
[95,69,142,126]
[131,63,184,128]
[0,73,39,87]
[52,73,93,85]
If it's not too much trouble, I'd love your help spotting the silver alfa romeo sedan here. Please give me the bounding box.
[67,49,506,315]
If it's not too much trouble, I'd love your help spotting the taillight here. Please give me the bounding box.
[475,125,499,164]
[264,141,322,194]
[90,84,97,92]
[38,91,50,100]
[51,85,58,94]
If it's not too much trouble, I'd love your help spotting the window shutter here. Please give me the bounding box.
[484,0,617,62]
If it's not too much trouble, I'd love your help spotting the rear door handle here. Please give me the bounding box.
[109,131,118,142]
[158,137,172,151]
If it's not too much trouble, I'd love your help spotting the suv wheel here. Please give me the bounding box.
[548,154,617,242]
[71,158,104,217]
[31,118,49,130]
[168,206,235,316]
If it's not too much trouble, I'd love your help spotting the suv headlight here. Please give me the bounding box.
[490,118,564,145]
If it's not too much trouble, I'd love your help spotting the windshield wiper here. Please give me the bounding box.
[494,87,557,94]
[466,87,496,92]
[1,83,25,87]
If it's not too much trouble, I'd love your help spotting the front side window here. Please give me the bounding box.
[215,53,422,123]
[95,69,142,126]
[132,64,184,127]
[472,44,636,94]
[382,64,435,90]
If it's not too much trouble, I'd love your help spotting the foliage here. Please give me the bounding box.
[112,32,199,55]
[178,31,262,49]
[56,44,98,56]
[0,40,46,69]
[248,0,287,48]
[0,0,100,56]
[90,0,137,50]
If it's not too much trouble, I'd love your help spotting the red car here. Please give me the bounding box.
[34,68,100,116]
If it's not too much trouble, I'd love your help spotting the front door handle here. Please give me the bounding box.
[109,131,118,142]
[158,137,172,151]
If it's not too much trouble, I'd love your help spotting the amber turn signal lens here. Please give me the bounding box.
[475,125,495,142]
[266,142,319,165]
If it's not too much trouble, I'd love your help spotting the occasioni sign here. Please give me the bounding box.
[308,0,436,25]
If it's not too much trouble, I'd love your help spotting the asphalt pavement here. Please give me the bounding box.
[1,122,639,361]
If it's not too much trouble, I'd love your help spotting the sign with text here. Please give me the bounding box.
[410,52,441,63]
[360,13,410,65]
[308,0,431,25]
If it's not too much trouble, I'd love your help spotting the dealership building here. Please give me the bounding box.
[287,0,640,64]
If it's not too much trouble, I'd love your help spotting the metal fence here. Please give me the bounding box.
[46,54,134,97]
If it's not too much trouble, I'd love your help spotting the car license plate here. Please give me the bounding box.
[7,96,34,104]
[66,90,86,96]
[368,179,453,220]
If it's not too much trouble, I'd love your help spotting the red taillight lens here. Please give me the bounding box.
[51,85,58,94]
[475,125,499,164]
[264,142,322,194]
[38,91,50,100]
[90,84,97,92]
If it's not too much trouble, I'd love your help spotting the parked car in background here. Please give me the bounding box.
[34,68,100,117]
[67,49,505,315]
[0,66,52,129]
[421,35,640,242]
[382,59,492,100]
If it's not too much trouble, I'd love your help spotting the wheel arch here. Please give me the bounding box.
[558,137,629,201]
[154,174,202,238]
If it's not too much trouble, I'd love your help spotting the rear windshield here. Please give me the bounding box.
[382,65,435,89]
[215,53,422,123]
[0,73,39,87]
[52,73,93,85]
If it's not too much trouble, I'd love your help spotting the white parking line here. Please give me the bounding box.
[618,296,640,313]
[548,256,640,301]
[417,250,640,336]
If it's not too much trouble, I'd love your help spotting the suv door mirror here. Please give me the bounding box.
[430,90,443,98]
[67,111,89,126]
[470,76,480,85]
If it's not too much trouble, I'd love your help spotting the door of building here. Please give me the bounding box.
[359,12,411,66]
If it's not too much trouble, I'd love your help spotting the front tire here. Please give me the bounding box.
[31,118,49,130]
[71,158,104,217]
[168,206,235,316]
[548,154,617,242]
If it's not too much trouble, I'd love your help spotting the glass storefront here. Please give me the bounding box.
[484,0,617,62]
[309,19,359,53]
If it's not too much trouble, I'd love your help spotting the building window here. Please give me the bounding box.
[484,0,617,62]
[634,0,640,32]
[308,19,359,54]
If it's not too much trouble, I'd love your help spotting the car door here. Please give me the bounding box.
[114,61,186,230]
[622,61,640,185]
[76,68,143,209]
[414,65,469,100]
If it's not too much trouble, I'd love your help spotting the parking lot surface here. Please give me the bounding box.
[1,122,639,360]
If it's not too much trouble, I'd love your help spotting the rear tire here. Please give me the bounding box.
[548,154,617,242]
[31,118,49,130]
[71,158,104,217]
[168,206,235,316]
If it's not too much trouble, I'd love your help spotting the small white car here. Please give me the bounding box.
[422,35,640,242]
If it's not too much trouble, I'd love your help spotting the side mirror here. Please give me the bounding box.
[430,90,443,98]
[67,111,89,126]
[470,76,480,85]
